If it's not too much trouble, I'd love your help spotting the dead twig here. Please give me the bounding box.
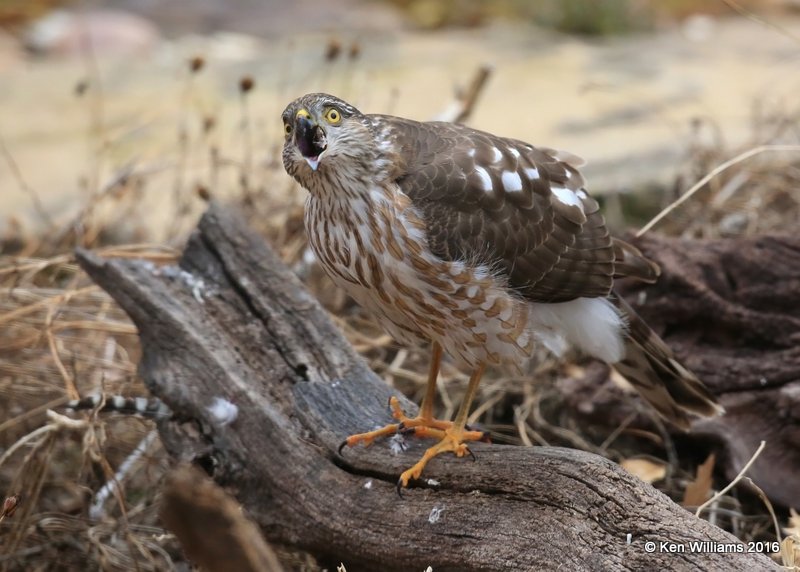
[696,440,766,518]
[433,65,493,123]
[637,144,800,236]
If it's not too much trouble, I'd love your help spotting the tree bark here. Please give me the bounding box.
[76,203,777,571]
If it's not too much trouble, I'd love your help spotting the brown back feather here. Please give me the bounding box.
[382,117,620,302]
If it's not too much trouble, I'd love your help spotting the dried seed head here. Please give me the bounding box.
[189,56,205,73]
[239,76,254,94]
[202,116,216,134]
[2,495,21,518]
[325,38,342,61]
[74,80,89,97]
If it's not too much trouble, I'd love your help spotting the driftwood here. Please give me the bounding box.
[560,233,800,508]
[76,203,776,571]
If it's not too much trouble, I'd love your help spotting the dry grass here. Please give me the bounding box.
[643,104,800,239]
[0,244,178,570]
[1,49,799,571]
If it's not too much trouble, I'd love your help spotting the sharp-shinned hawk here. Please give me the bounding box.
[281,92,722,491]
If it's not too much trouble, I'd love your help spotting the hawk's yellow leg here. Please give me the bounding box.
[339,342,455,451]
[398,363,488,489]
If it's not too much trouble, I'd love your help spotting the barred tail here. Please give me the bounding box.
[613,296,724,430]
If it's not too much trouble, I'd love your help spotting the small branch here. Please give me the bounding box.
[90,429,159,521]
[0,411,87,469]
[433,65,493,123]
[743,477,782,546]
[696,440,766,518]
[721,0,800,45]
[637,144,800,236]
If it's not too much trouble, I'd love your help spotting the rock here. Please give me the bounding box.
[0,29,24,72]
[24,9,161,58]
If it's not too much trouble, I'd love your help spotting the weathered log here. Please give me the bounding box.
[560,233,800,508]
[76,203,776,571]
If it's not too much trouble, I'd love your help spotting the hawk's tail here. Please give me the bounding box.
[612,296,724,430]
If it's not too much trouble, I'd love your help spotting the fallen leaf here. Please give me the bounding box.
[683,453,716,507]
[621,458,667,484]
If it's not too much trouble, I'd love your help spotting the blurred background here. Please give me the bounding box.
[1,1,800,570]
[1,0,799,243]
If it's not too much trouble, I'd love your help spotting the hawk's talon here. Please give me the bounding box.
[337,439,348,456]
[398,423,416,436]
[394,426,488,492]
[466,446,476,462]
[338,399,453,456]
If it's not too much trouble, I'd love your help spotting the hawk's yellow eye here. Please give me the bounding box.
[284,123,293,135]
[325,108,341,124]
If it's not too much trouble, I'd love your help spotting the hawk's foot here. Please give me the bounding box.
[338,396,453,454]
[397,425,489,493]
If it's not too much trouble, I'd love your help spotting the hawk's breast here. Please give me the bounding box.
[304,183,538,369]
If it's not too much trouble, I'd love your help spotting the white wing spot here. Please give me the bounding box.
[491,147,503,162]
[509,148,520,158]
[524,167,540,180]
[474,166,493,192]
[467,148,476,158]
[577,189,588,199]
[501,171,523,192]
[551,187,584,210]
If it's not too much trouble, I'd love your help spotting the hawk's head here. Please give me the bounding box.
[282,93,379,192]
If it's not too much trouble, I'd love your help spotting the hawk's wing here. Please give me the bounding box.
[379,116,658,303]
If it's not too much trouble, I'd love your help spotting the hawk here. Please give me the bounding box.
[281,93,722,490]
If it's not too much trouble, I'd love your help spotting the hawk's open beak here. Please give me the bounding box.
[295,115,327,171]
